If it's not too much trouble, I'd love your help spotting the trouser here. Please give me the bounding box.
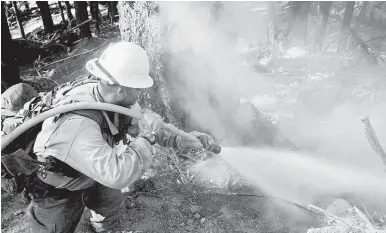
[26,182,123,233]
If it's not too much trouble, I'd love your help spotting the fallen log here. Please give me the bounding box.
[41,19,95,48]
[65,19,94,34]
[36,38,109,73]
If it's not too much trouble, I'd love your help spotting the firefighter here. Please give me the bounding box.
[27,42,214,233]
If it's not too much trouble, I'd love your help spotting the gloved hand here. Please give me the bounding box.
[126,118,139,137]
[177,131,214,150]
[138,109,164,143]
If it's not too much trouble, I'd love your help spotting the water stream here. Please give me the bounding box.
[196,147,386,206]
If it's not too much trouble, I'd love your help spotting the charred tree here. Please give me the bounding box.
[338,1,356,52]
[12,1,26,39]
[64,1,75,28]
[108,1,118,25]
[90,1,100,36]
[22,1,29,10]
[37,1,54,33]
[314,1,332,51]
[74,1,91,38]
[1,2,21,92]
[58,1,66,24]
[64,1,74,21]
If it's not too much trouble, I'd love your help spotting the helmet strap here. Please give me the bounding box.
[95,59,120,86]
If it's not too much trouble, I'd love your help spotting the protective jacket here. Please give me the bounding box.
[33,82,179,191]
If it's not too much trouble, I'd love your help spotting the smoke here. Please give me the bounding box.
[279,102,386,169]
[157,1,386,216]
[158,2,272,138]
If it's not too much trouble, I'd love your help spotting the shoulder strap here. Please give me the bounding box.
[71,109,105,129]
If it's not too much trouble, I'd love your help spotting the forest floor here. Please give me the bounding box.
[2,8,386,233]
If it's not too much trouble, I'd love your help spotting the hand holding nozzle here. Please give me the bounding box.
[139,110,221,154]
[163,124,222,154]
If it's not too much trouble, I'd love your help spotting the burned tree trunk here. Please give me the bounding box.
[314,1,332,52]
[338,1,356,52]
[23,1,29,10]
[58,1,66,24]
[108,1,118,25]
[118,2,170,122]
[64,1,75,28]
[110,2,119,24]
[74,1,91,38]
[90,1,100,36]
[36,1,54,33]
[64,1,74,21]
[12,1,26,39]
[1,2,21,92]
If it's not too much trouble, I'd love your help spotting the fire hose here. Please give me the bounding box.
[1,102,221,154]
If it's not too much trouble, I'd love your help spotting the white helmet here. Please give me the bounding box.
[86,42,154,88]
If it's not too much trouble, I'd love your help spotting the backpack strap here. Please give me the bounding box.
[71,109,105,129]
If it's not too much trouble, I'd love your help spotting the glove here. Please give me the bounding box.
[127,118,140,137]
[138,109,164,144]
[177,131,214,150]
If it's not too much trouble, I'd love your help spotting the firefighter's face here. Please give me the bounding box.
[116,86,141,107]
